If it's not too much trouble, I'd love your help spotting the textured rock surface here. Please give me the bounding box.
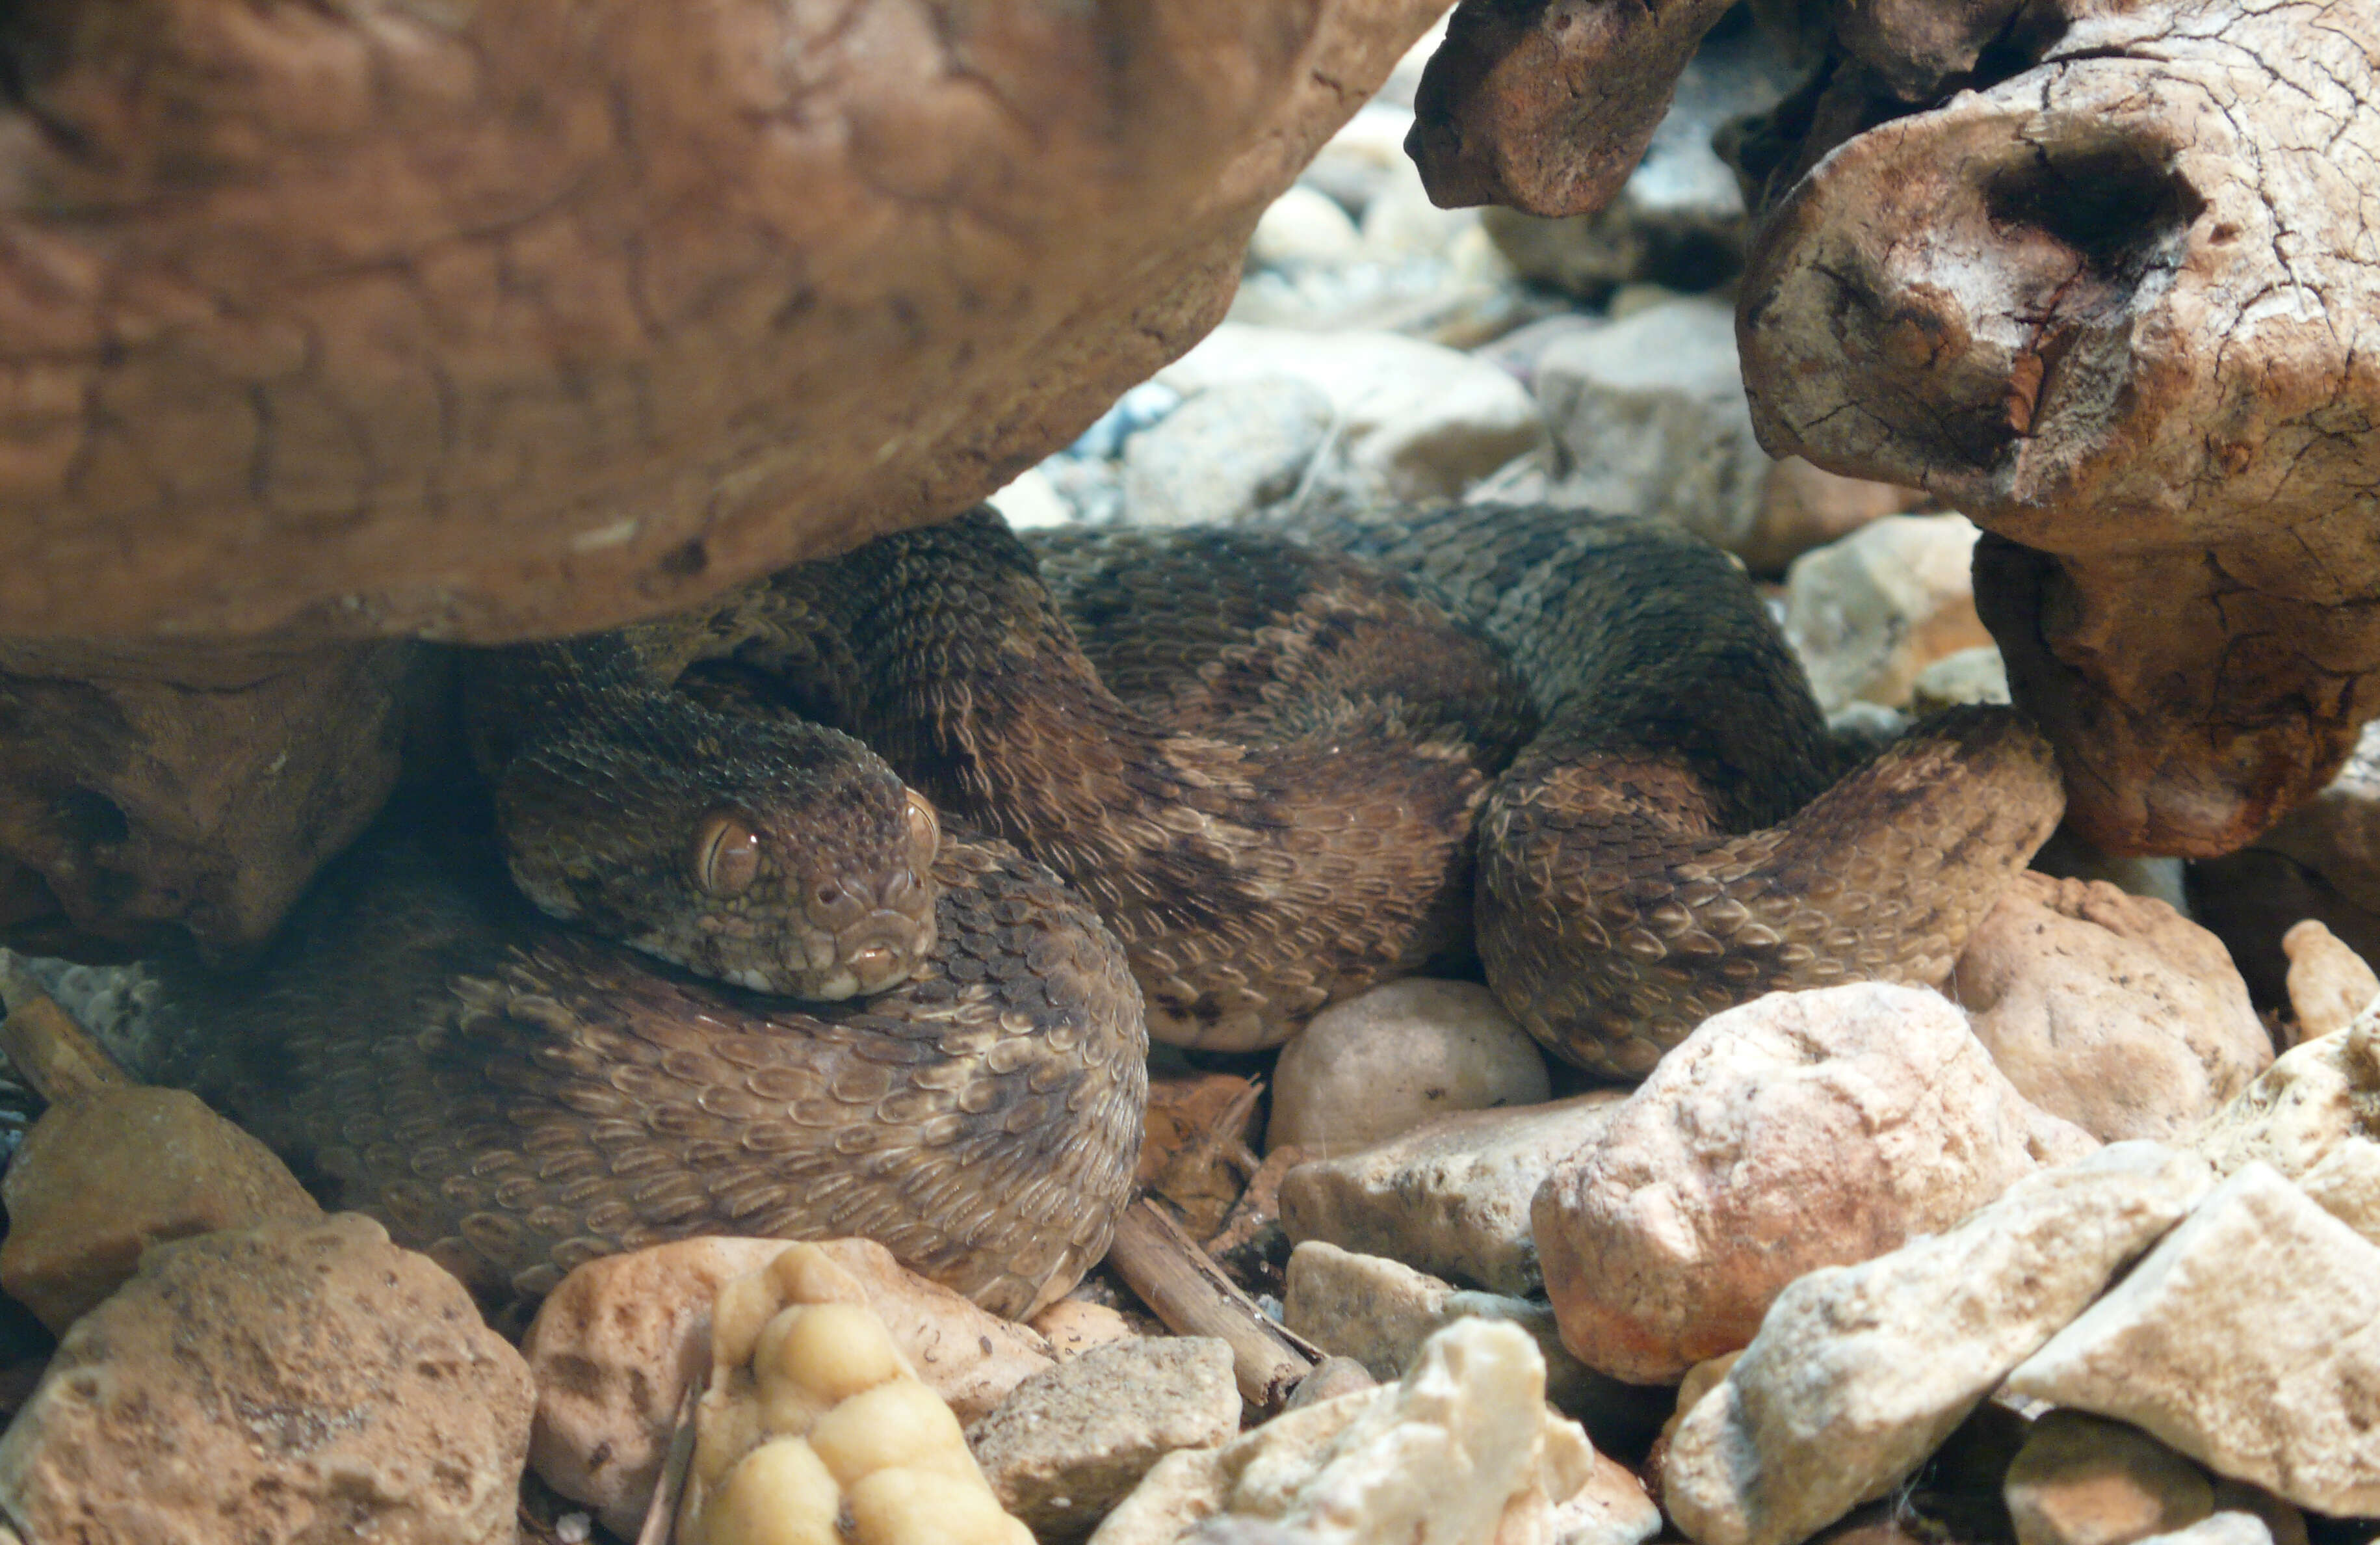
[1265,979,1550,1157]
[2006,1165,2380,1515]
[1954,872,2270,1142]
[0,1212,533,1544]
[1089,1320,1659,1545]
[525,1235,1055,1538]
[1279,1092,1628,1295]
[0,0,1453,643]
[2191,1009,2380,1183]
[0,1083,322,1334]
[1733,0,2380,856]
[1536,983,2097,1382]
[1782,514,1991,713]
[0,639,430,957]
[1661,1143,2213,1545]
[969,1336,1242,1541]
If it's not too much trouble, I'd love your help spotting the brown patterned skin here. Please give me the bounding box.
[149,826,1145,1321]
[1298,504,2067,1076]
[749,505,2063,1068]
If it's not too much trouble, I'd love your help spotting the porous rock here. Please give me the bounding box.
[0,1082,322,1334]
[2006,1165,2380,1515]
[0,1211,533,1544]
[1089,1319,1659,1545]
[1122,378,1334,529]
[2191,1007,2380,1183]
[1783,514,1993,714]
[1264,979,1550,1157]
[968,1336,1242,1540]
[1660,1142,2213,1545]
[1536,982,2098,1383]
[1279,1091,1628,1295]
[1909,646,2012,713]
[1032,1299,1140,1361]
[525,1235,1055,1538]
[1154,324,1546,507]
[1953,871,2271,1142]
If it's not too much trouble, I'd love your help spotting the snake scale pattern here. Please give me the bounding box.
[146,502,2065,1317]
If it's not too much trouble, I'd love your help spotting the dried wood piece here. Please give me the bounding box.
[0,958,128,1104]
[1106,1198,1320,1412]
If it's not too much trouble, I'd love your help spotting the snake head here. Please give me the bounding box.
[494,717,943,1001]
[675,786,943,999]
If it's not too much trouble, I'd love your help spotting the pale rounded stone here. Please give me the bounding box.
[1298,102,1415,216]
[2005,1411,2216,1545]
[1661,1143,2214,1545]
[1030,1299,1138,1361]
[1954,872,2271,1142]
[2283,920,2380,1042]
[1279,1092,1629,1296]
[2138,1518,2275,1545]
[968,1336,1241,1540]
[0,1212,532,1545]
[525,1235,1054,1537]
[1535,983,2099,1384]
[1249,186,1366,270]
[2295,1137,2380,1247]
[1357,152,1480,261]
[1784,513,1993,713]
[1265,979,1551,1157]
[1088,1321,1659,1545]
[986,467,1075,532]
[1156,324,1547,507]
[1122,377,1333,529]
[1911,645,2013,712]
[2006,1164,2380,1516]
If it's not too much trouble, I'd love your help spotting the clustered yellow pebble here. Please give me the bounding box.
[677,1243,1033,1545]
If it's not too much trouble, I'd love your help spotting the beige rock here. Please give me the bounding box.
[2136,1518,2273,1545]
[2284,921,2380,1042]
[1090,1320,1659,1545]
[0,1212,532,1544]
[1264,979,1551,1157]
[969,1336,1242,1540]
[986,467,1076,533]
[2004,1411,2216,1545]
[1122,378,1334,529]
[0,1083,321,1334]
[1910,645,2013,713]
[1156,324,1547,506]
[1250,187,1367,269]
[1661,1142,2213,1545]
[1954,872,2271,1142]
[2006,1164,2380,1515]
[2192,1009,2380,1182]
[525,1235,1055,1538]
[2295,1138,2380,1247]
[1536,983,2098,1383]
[1783,514,1993,713]
[1279,1092,1628,1295]
[1280,1241,1658,1440]
[1033,1299,1141,1361]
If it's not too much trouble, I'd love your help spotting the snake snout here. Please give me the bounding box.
[804,865,937,996]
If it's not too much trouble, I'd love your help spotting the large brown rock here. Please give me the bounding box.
[0,0,1452,644]
[0,1211,534,1544]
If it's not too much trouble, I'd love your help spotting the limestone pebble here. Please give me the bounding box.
[680,1242,1032,1545]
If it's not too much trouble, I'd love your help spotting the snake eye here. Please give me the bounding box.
[691,815,761,896]
[902,789,941,867]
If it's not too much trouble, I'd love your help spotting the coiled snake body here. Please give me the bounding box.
[150,503,2063,1316]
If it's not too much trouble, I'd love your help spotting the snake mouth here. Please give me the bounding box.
[794,861,937,999]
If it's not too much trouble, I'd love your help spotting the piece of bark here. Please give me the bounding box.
[1106,1198,1318,1412]
[1733,0,2380,856]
